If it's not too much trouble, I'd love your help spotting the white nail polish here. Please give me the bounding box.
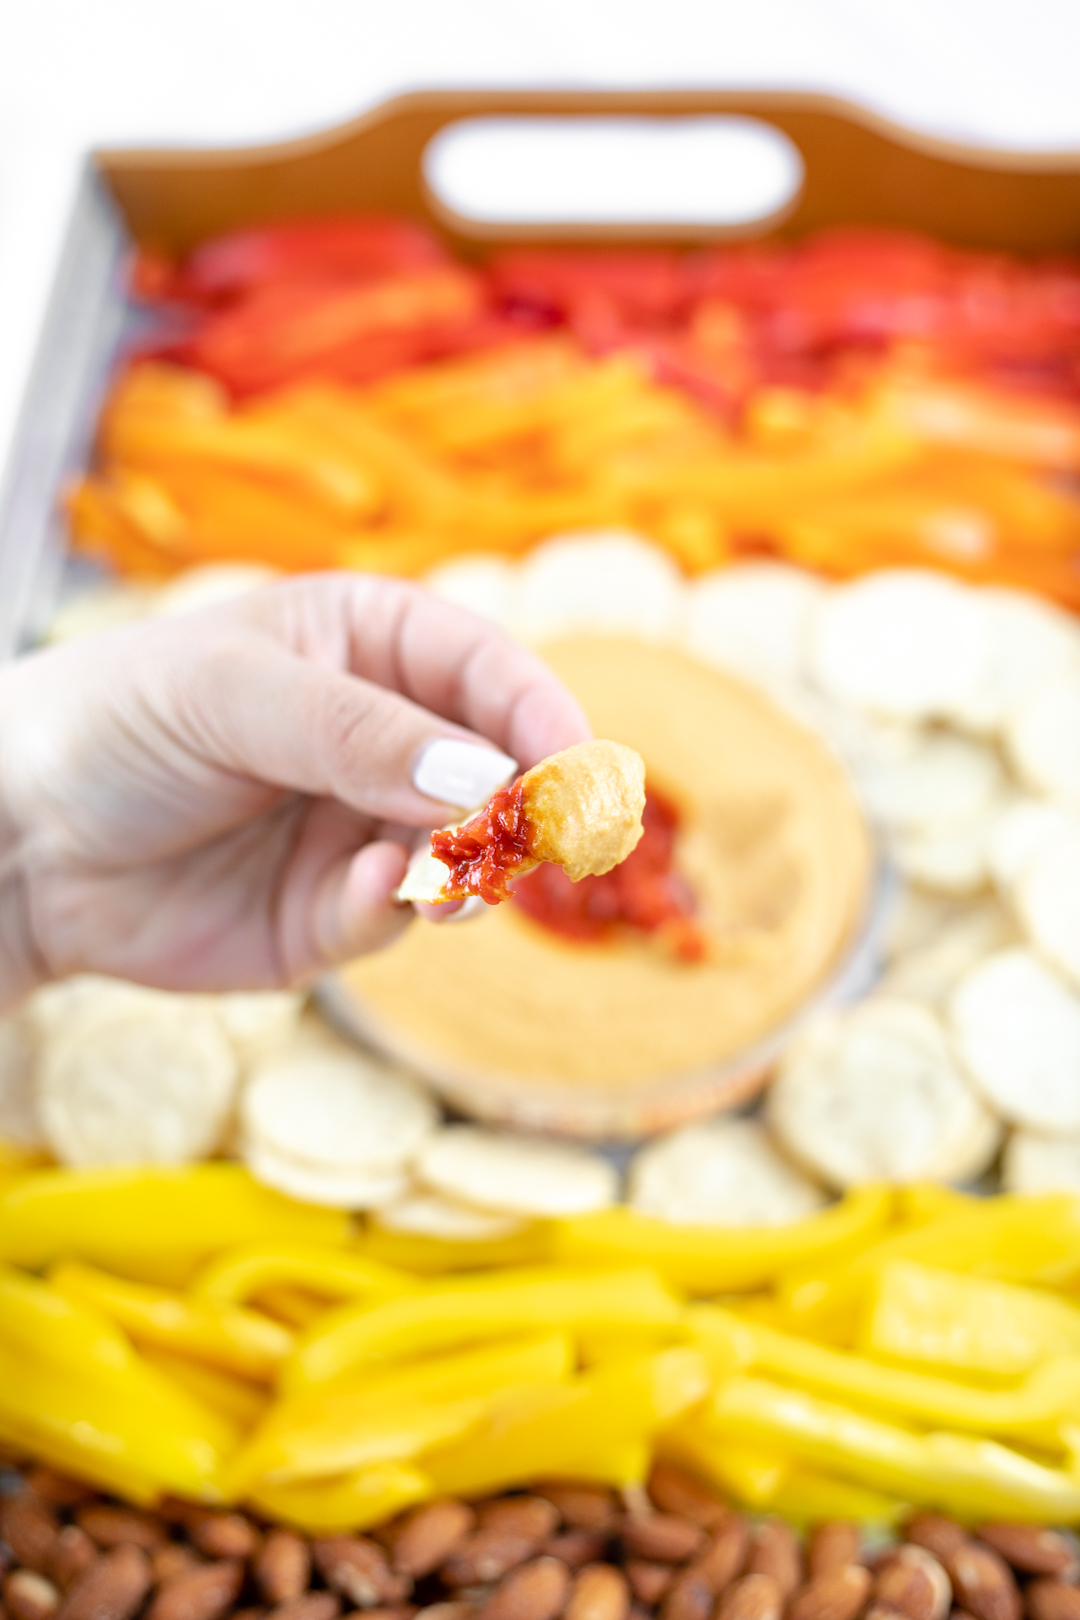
[413,739,517,809]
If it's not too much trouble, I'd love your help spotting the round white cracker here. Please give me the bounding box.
[862,731,1004,833]
[242,1045,437,1174]
[768,997,1002,1188]
[425,555,520,633]
[988,798,1080,894]
[1005,667,1080,803]
[0,1012,46,1150]
[946,587,1080,736]
[216,991,304,1067]
[682,563,825,686]
[882,885,969,964]
[374,1189,525,1241]
[879,897,1017,1005]
[949,947,1080,1131]
[515,531,684,645]
[38,1000,238,1166]
[28,974,179,1036]
[892,795,1006,897]
[244,1142,410,1210]
[1015,827,1080,992]
[628,1116,826,1227]
[808,569,995,722]
[415,1125,618,1217]
[153,562,281,616]
[1002,1129,1080,1195]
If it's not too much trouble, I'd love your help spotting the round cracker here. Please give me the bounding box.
[628,1116,826,1227]
[28,974,179,1036]
[242,1044,436,1173]
[38,1000,238,1166]
[153,562,280,616]
[881,885,968,964]
[244,1142,410,1210]
[0,1012,45,1149]
[946,586,1080,736]
[682,563,825,686]
[1005,667,1080,802]
[216,991,304,1067]
[515,531,684,645]
[879,897,1017,1005]
[949,947,1080,1131]
[425,555,519,633]
[1015,827,1080,992]
[808,569,995,722]
[862,731,1004,833]
[415,1125,618,1217]
[892,797,1005,897]
[1002,1129,1080,1195]
[374,1189,525,1241]
[988,798,1080,894]
[768,996,1001,1188]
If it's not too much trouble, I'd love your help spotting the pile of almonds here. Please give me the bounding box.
[2,1457,1080,1620]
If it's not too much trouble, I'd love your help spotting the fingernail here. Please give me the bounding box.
[413,739,517,809]
[439,896,487,924]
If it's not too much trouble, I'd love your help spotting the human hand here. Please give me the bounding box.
[0,573,590,1011]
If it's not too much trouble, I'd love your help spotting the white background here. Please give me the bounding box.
[3,0,1080,481]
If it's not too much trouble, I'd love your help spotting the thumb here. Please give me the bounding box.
[184,635,518,823]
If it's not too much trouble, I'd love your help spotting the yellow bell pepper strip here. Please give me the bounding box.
[283,1265,682,1392]
[659,1422,789,1507]
[0,1269,234,1500]
[765,1466,907,1529]
[248,1461,432,1535]
[251,1285,329,1330]
[0,1163,349,1279]
[776,1193,1080,1342]
[192,1240,415,1306]
[689,1303,1080,1450]
[550,1185,893,1296]
[361,1220,552,1275]
[230,1331,572,1492]
[861,1260,1080,1380]
[423,1347,707,1498]
[704,1374,1080,1523]
[49,1260,294,1382]
[140,1348,271,1431]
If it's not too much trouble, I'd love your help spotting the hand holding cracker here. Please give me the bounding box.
[397,739,646,905]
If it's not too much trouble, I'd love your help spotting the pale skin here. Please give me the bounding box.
[0,573,590,1016]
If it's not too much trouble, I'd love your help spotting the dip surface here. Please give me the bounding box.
[340,637,871,1093]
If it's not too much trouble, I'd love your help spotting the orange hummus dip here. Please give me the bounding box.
[335,637,871,1131]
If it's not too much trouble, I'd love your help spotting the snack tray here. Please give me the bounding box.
[4,88,1080,660]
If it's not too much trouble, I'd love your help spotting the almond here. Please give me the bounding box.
[233,1609,269,1620]
[747,1519,802,1599]
[978,1528,1080,1582]
[566,1564,629,1620]
[255,1532,311,1606]
[646,1467,728,1533]
[534,1490,617,1535]
[1026,1581,1080,1620]
[905,1518,969,1566]
[152,1550,204,1588]
[413,1606,473,1620]
[268,1597,340,1620]
[392,1504,474,1581]
[58,1544,153,1620]
[480,1558,570,1620]
[148,1560,244,1620]
[787,1565,872,1620]
[187,1515,260,1562]
[477,1506,559,1546]
[716,1573,783,1620]
[688,1516,750,1593]
[5,1570,61,1620]
[874,1546,951,1620]
[621,1517,705,1565]
[313,1540,408,1609]
[51,1530,98,1594]
[443,1529,542,1588]
[946,1545,1021,1620]
[626,1564,672,1607]
[75,1506,168,1554]
[541,1536,608,1572]
[1,1498,61,1573]
[24,1472,96,1509]
[807,1525,861,1581]
[660,1569,713,1620]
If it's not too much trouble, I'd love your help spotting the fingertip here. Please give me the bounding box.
[509,680,592,768]
[317,840,413,963]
